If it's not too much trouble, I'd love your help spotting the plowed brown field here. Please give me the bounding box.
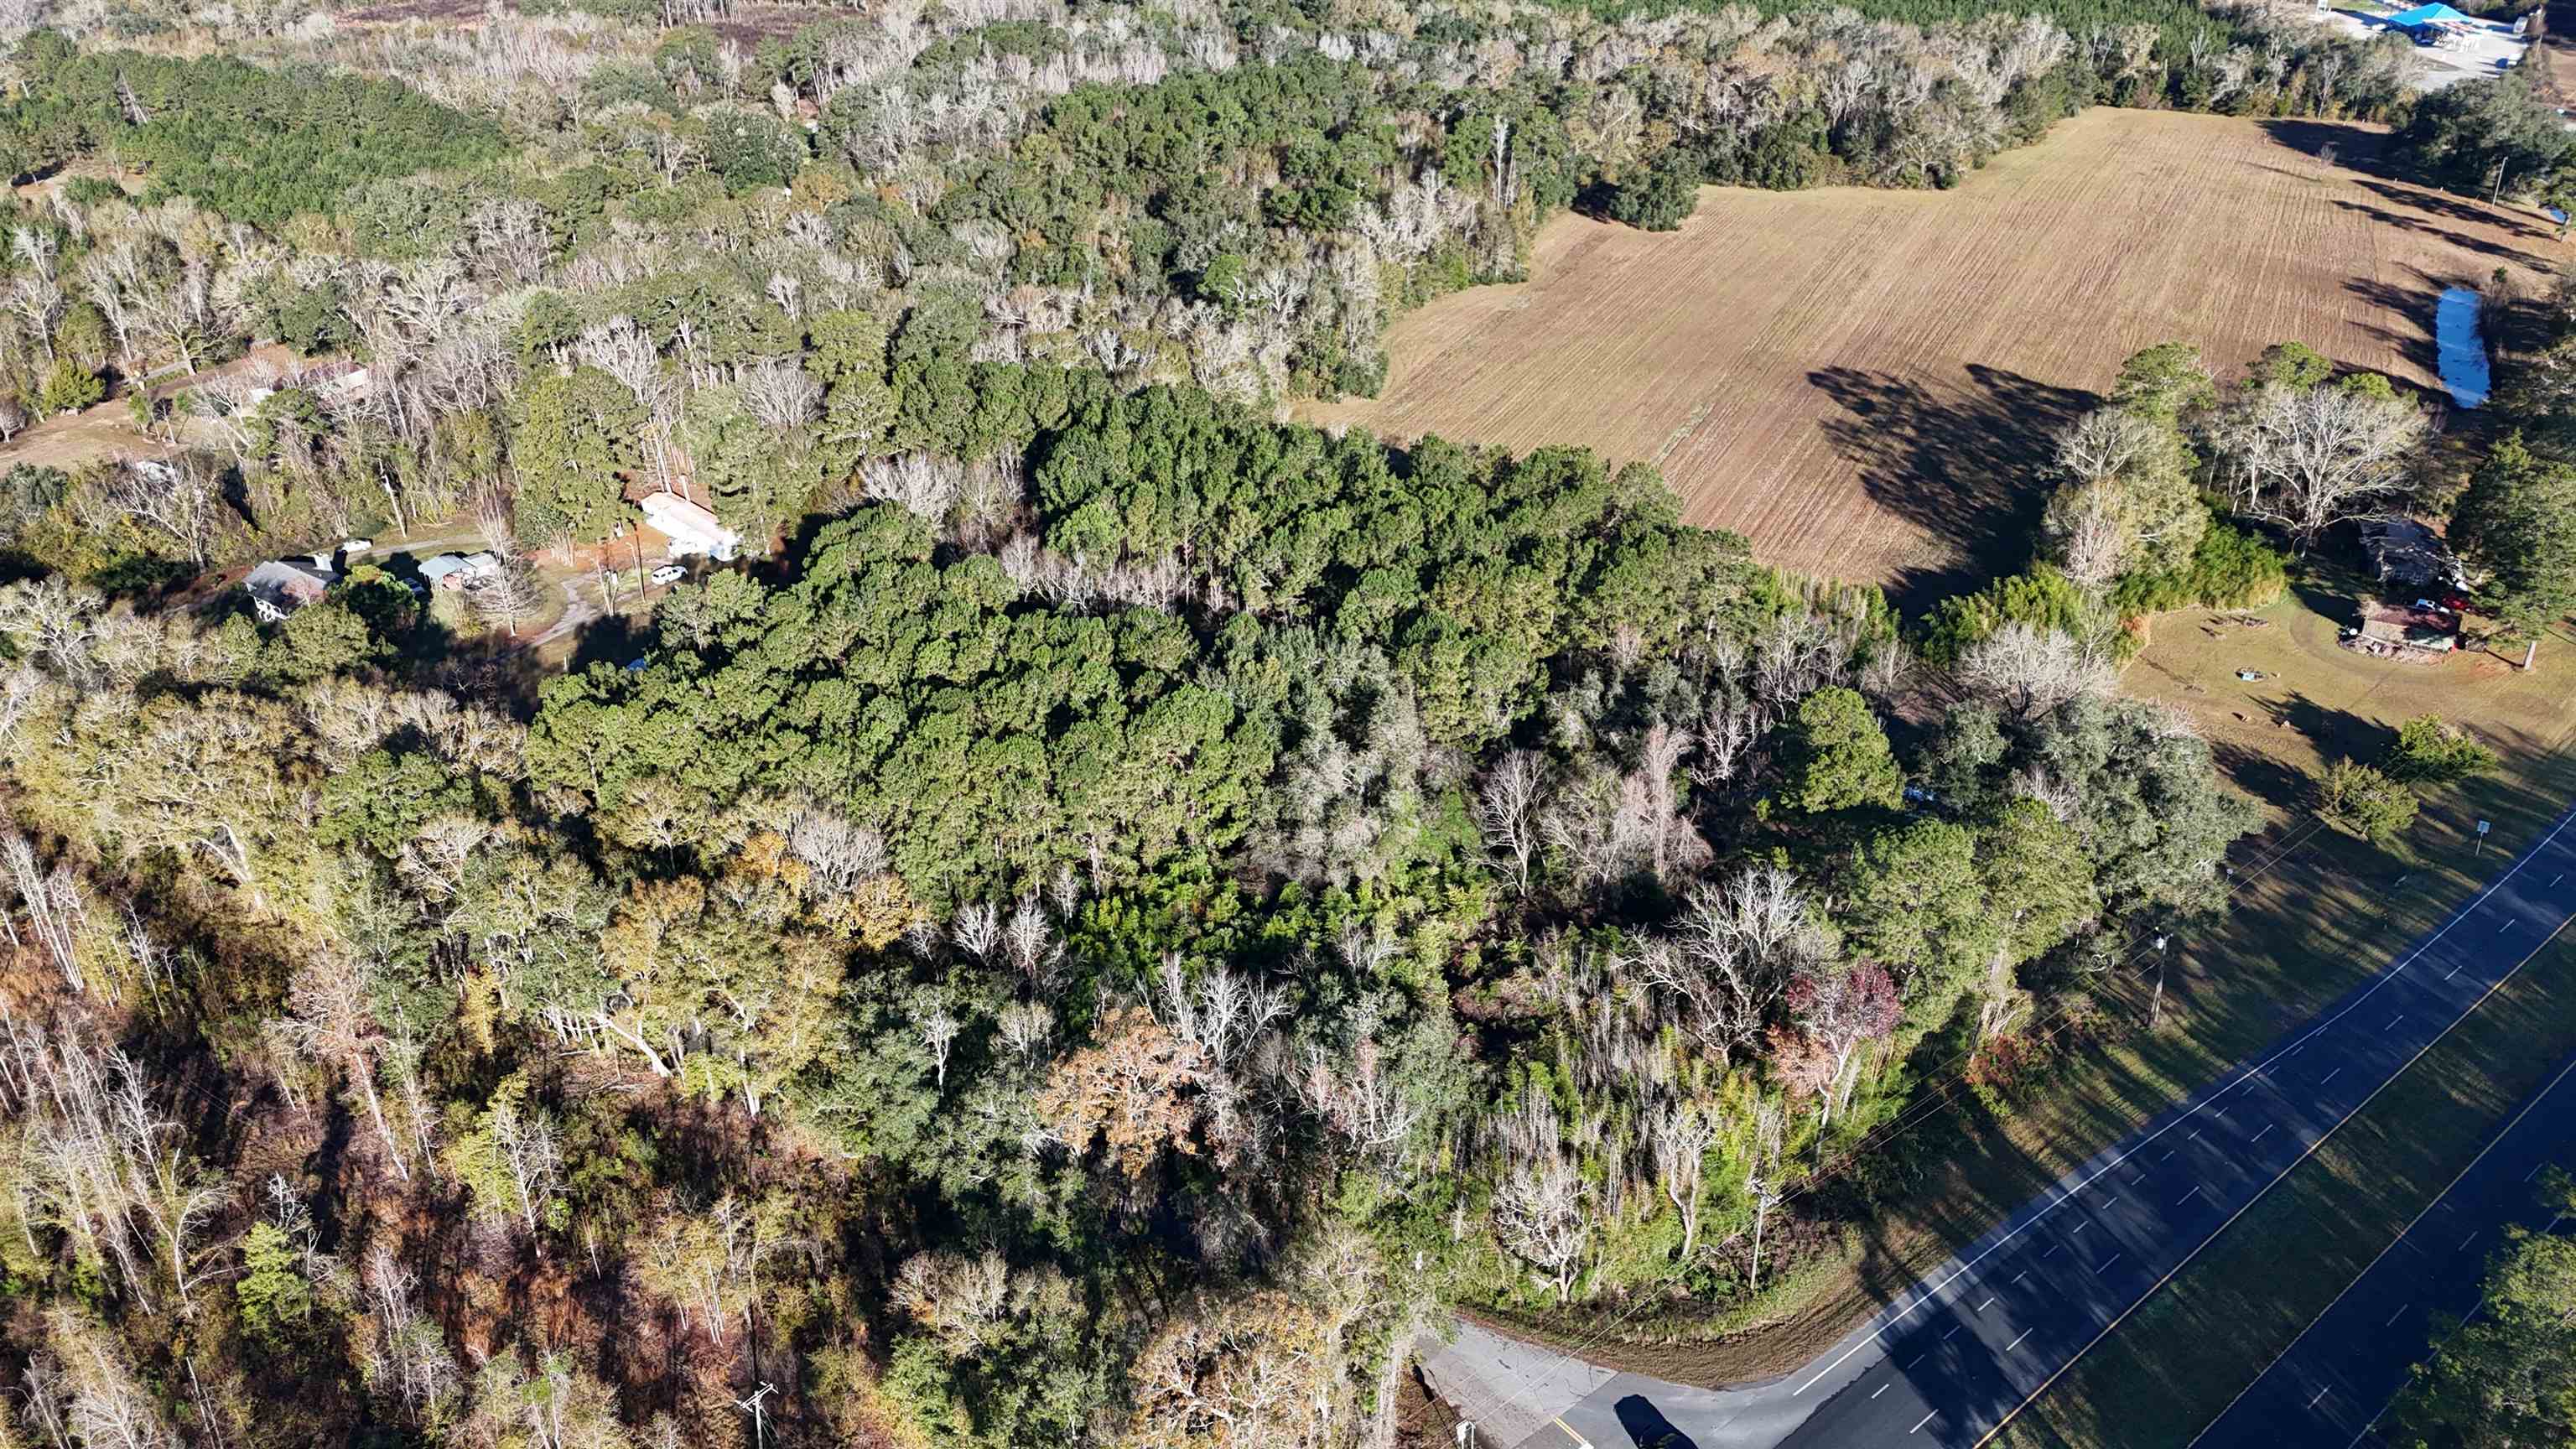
[1305,111,2563,609]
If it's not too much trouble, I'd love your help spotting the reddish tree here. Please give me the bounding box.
[1782,963,1900,1127]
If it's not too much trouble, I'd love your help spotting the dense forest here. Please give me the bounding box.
[1,0,2422,426]
[0,0,2568,1443]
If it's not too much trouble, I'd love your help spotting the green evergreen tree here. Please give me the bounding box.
[1779,686,1903,815]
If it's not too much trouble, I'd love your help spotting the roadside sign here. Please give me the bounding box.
[2478,820,2492,834]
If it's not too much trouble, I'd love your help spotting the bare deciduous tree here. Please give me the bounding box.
[3,830,86,995]
[2215,382,2427,553]
[469,559,547,636]
[44,1308,178,1449]
[77,456,226,568]
[362,1249,457,1422]
[995,1000,1053,1063]
[1955,621,2118,718]
[913,1002,962,1089]
[1472,750,1544,896]
[951,901,1000,962]
[1746,1100,1787,1292]
[278,958,410,1182]
[1490,1092,1592,1306]
[1642,865,1823,1065]
[489,1097,562,1238]
[1691,688,1760,788]
[1647,1098,1720,1261]
[1296,1030,1430,1171]
[738,359,820,432]
[1003,892,1062,991]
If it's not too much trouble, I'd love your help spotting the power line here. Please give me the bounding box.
[1788,815,2333,1196]
[1454,812,2345,1426]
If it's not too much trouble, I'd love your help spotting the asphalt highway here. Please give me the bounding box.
[2185,1047,2576,1449]
[1532,805,2576,1449]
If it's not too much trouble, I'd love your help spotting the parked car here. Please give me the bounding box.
[651,564,687,584]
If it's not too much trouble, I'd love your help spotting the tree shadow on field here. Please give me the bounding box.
[2340,273,2454,379]
[1806,364,2096,616]
[2330,199,2553,271]
[2211,740,2317,815]
[2272,688,2401,763]
[2357,175,2554,240]
[2257,119,2401,179]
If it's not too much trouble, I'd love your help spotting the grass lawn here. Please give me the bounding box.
[1965,580,2576,1444]
[1987,927,2576,1449]
[1514,569,2576,1388]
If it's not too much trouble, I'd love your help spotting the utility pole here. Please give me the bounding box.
[733,1384,776,1449]
[2150,934,2171,1028]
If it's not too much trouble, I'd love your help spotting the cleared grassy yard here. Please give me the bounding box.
[1500,579,2576,1389]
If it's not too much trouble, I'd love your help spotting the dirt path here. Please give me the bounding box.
[0,343,316,473]
[527,578,600,649]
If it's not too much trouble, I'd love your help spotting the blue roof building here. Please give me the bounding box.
[2386,3,2475,27]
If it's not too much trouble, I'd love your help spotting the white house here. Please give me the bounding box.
[641,492,741,561]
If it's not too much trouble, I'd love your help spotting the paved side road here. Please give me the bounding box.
[2186,1049,2576,1449]
[1505,806,2576,1449]
[1417,1321,1614,1449]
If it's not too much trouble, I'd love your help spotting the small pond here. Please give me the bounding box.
[2437,285,2490,408]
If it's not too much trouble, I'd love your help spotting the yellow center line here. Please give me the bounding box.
[2183,1045,2576,1447]
[1971,911,2574,1449]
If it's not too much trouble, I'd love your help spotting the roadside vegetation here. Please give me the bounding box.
[1980,233,2576,1449]
[1987,924,2576,1449]
[2394,1166,2576,1449]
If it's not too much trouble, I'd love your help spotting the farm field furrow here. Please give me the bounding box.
[1305,110,2560,609]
